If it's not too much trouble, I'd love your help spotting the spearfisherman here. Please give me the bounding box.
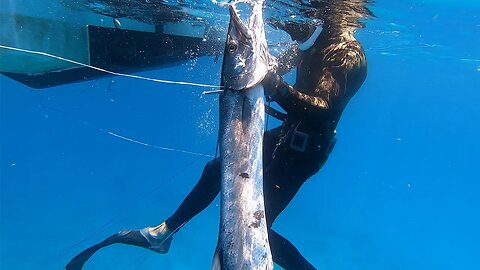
[66,15,367,270]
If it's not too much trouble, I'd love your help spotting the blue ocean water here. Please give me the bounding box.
[1,0,479,269]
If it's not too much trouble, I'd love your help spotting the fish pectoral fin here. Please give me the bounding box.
[211,244,222,270]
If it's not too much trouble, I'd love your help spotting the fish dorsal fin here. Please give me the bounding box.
[247,3,263,32]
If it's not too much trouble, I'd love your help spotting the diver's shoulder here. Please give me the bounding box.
[320,32,366,67]
[324,31,363,49]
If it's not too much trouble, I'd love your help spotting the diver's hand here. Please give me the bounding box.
[262,71,282,98]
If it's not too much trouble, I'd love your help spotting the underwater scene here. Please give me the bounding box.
[1,0,479,269]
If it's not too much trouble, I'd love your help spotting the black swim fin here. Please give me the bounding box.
[65,231,151,270]
[65,240,109,270]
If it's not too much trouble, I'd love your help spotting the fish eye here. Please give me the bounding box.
[228,42,237,53]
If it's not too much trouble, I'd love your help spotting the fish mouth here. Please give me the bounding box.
[228,5,252,40]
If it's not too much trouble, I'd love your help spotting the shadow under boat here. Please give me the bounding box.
[0,6,224,89]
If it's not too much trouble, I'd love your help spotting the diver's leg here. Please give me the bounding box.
[124,158,221,250]
[263,159,306,227]
[264,170,317,270]
[165,158,221,230]
[136,158,220,252]
[263,149,326,269]
[269,229,316,270]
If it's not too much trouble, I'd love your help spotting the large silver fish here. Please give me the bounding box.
[212,3,275,270]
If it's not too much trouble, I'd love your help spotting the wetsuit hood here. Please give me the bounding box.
[297,26,323,51]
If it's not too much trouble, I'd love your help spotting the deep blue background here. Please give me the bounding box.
[1,1,479,269]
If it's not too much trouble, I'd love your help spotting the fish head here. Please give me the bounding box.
[222,5,274,90]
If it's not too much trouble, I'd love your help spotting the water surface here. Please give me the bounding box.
[1,0,479,269]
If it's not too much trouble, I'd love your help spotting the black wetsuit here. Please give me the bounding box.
[66,27,367,270]
[166,28,367,269]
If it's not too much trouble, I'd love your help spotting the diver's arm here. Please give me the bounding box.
[276,44,300,76]
[270,47,367,119]
[271,79,331,119]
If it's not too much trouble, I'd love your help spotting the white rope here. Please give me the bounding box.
[0,44,221,89]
